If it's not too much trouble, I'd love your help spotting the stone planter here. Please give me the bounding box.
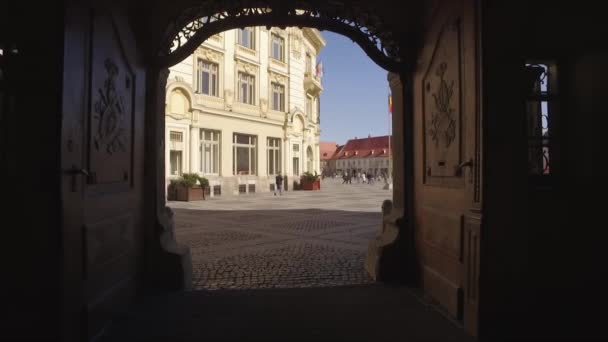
[300,178,320,190]
[168,185,204,201]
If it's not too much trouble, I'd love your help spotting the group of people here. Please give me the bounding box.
[341,171,378,184]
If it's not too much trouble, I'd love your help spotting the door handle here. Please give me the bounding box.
[64,165,89,176]
[455,158,473,177]
[64,165,89,192]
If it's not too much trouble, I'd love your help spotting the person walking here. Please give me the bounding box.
[275,173,284,196]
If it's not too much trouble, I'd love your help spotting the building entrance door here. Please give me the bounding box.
[61,6,146,340]
[412,0,482,336]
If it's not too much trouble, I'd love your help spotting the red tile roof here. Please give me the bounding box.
[331,135,392,160]
[320,141,339,160]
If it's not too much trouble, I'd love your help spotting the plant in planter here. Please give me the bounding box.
[300,171,321,190]
[199,176,210,198]
[167,173,209,201]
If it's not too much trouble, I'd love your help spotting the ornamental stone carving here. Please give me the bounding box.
[224,89,233,110]
[235,59,258,74]
[290,28,303,59]
[269,72,287,84]
[260,98,268,117]
[195,47,222,63]
[191,109,201,123]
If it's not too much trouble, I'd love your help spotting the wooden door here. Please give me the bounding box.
[61,4,146,340]
[413,0,482,336]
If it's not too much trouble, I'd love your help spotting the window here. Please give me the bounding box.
[200,129,220,175]
[305,53,312,75]
[271,82,285,111]
[238,72,255,105]
[196,59,219,96]
[170,131,183,142]
[271,33,284,61]
[267,137,281,175]
[525,61,557,176]
[233,133,257,175]
[292,144,300,176]
[169,151,182,175]
[306,96,313,120]
[238,27,255,49]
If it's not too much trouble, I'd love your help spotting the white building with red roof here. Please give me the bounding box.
[331,135,392,177]
[319,141,339,175]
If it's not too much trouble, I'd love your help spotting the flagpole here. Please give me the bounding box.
[388,87,392,180]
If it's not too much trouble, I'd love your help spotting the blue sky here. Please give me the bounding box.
[317,30,391,145]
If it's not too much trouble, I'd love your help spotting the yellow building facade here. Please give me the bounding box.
[165,27,325,195]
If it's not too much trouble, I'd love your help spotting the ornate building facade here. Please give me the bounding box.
[331,135,392,178]
[165,27,325,195]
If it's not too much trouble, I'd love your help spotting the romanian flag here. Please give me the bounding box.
[388,94,393,114]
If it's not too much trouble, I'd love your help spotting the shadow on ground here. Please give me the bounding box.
[100,284,475,342]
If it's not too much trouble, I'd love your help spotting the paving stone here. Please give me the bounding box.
[171,178,392,290]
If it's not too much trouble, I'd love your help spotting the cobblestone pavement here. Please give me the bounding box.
[168,178,393,290]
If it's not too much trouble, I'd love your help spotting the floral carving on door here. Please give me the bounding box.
[430,62,456,149]
[93,58,127,155]
[422,19,463,183]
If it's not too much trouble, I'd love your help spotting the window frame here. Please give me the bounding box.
[267,137,282,175]
[292,143,300,176]
[169,131,183,142]
[524,59,559,182]
[237,27,255,50]
[306,95,313,120]
[271,82,285,112]
[200,129,221,175]
[233,133,257,175]
[169,150,183,176]
[196,58,219,97]
[270,33,285,62]
[237,71,256,105]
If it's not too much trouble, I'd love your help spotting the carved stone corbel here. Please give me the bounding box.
[260,98,268,117]
[224,89,233,110]
[191,109,200,123]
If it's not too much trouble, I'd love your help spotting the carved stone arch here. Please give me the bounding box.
[156,1,410,72]
[288,108,306,125]
[165,82,194,118]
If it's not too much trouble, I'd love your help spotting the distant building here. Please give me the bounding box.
[331,135,392,177]
[319,141,338,175]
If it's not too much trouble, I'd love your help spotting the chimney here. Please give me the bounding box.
[368,134,371,138]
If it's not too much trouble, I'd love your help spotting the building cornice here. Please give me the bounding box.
[302,28,326,53]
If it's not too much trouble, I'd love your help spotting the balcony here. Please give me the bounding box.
[303,72,323,95]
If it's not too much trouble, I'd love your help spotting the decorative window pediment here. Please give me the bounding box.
[195,47,222,63]
[235,59,258,75]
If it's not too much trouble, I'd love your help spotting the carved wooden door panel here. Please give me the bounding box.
[61,5,145,340]
[413,0,481,336]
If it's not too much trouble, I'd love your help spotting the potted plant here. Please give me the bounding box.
[167,173,208,201]
[300,171,321,190]
[199,176,210,198]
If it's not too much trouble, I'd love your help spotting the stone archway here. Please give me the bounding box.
[141,2,418,299]
[156,1,412,72]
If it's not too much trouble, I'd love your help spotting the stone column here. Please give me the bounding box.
[365,71,414,283]
[315,143,320,174]
[144,67,192,291]
[389,72,405,210]
[190,126,199,173]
